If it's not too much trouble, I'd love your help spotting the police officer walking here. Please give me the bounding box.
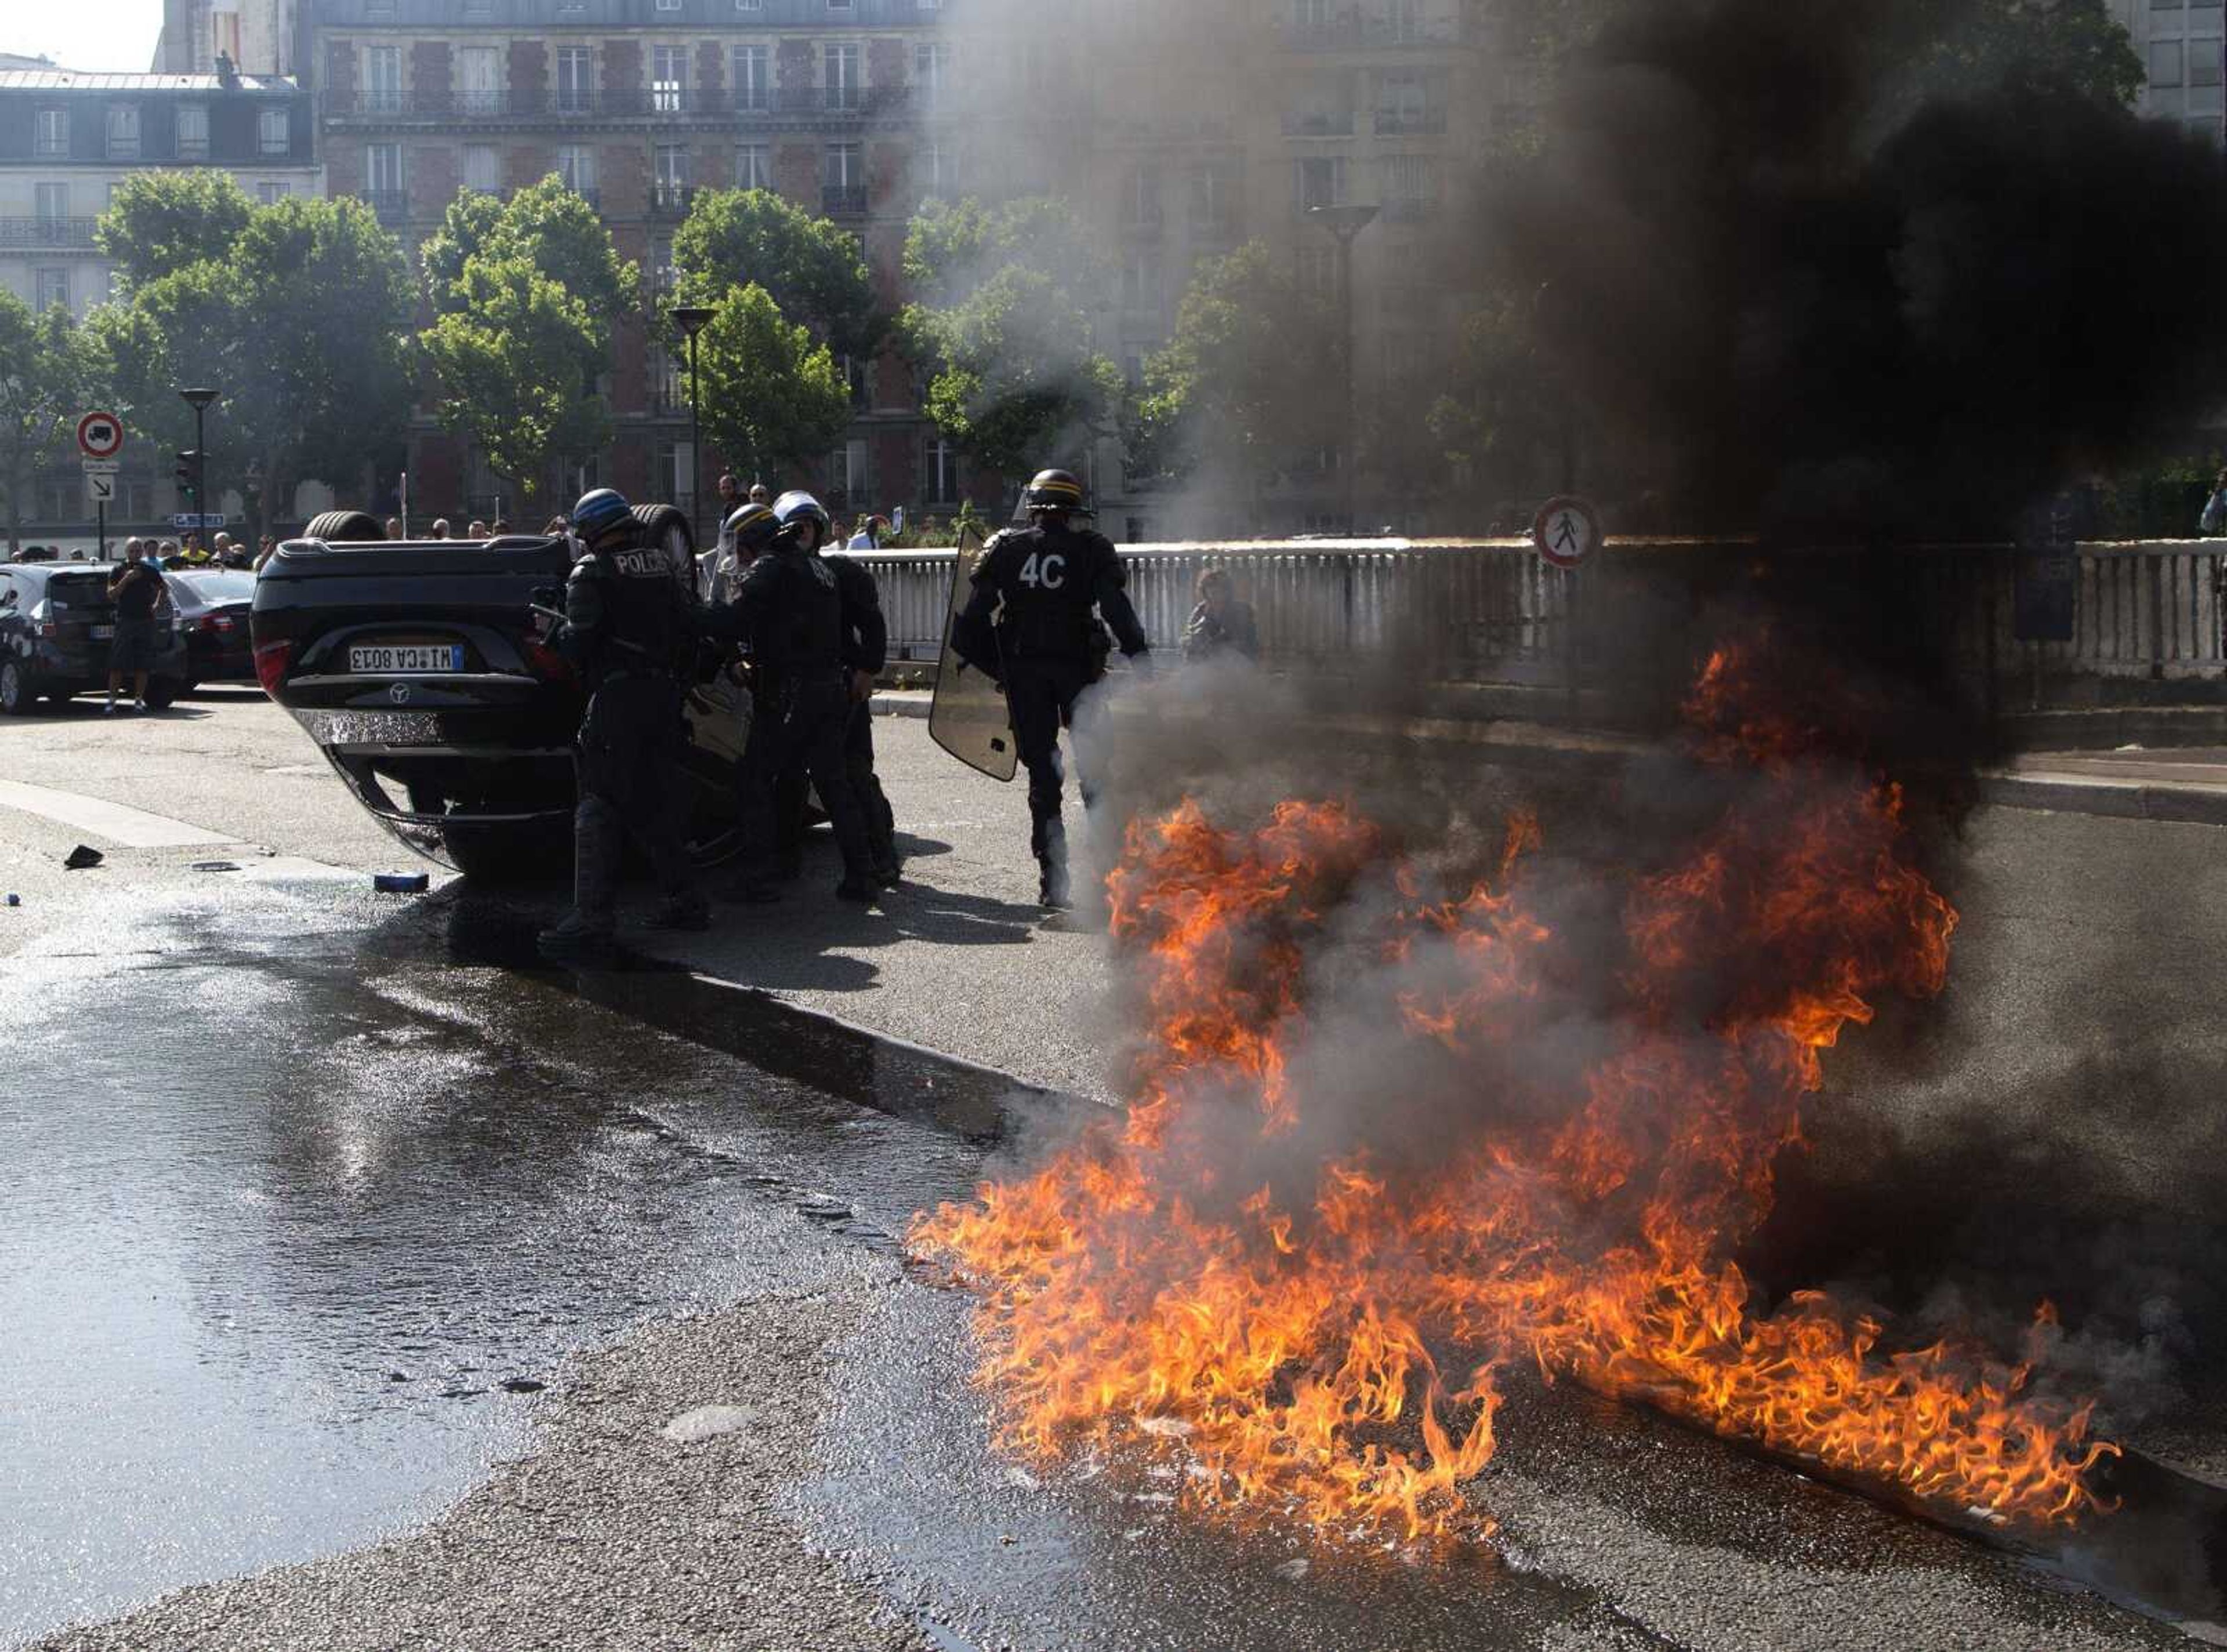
[951,468,1150,908]
[538,488,711,958]
[718,490,878,905]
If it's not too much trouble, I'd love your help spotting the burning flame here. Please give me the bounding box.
[914,646,2115,1543]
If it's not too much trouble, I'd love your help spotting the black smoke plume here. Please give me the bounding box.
[1499,0,2227,540]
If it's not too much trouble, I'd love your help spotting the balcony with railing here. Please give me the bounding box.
[1282,110,1357,137]
[0,217,101,250]
[360,188,410,222]
[650,182,695,218]
[324,83,915,123]
[1374,107,1448,135]
[1284,17,1461,51]
[821,183,869,217]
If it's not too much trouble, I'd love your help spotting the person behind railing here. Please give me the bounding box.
[1183,567,1259,665]
[2201,469,2227,536]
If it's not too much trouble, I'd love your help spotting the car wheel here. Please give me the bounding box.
[0,660,38,714]
[142,680,181,711]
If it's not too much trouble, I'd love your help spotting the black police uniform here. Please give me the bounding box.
[724,542,875,896]
[555,531,703,933]
[954,518,1148,887]
[771,550,900,883]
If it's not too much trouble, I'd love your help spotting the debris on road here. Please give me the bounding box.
[63,845,103,870]
[191,861,241,873]
[374,872,430,894]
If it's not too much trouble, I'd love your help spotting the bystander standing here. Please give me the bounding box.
[385,517,404,539]
[1183,567,1260,664]
[104,540,165,714]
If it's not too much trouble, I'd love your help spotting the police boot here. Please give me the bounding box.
[540,799,619,958]
[1038,856,1073,911]
[835,873,878,905]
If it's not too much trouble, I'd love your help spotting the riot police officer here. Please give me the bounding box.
[719,490,877,904]
[828,537,901,885]
[538,488,710,958]
[951,468,1150,908]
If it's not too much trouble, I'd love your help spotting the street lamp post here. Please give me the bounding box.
[1307,204,1377,535]
[180,387,219,546]
[669,306,716,551]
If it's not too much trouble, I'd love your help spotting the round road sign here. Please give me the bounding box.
[76,411,124,460]
[1532,495,1601,569]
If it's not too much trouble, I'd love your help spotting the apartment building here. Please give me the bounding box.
[2112,0,2226,139]
[0,67,321,531]
[309,0,952,521]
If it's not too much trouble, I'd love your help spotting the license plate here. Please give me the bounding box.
[91,625,114,640]
[349,644,464,674]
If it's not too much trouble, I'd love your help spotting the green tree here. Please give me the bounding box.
[671,188,880,357]
[96,170,257,297]
[898,197,1121,484]
[0,294,99,555]
[417,180,638,513]
[691,283,853,484]
[420,176,636,324]
[1131,241,1339,511]
[95,194,414,540]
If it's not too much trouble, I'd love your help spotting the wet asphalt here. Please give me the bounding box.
[4,843,2224,1648]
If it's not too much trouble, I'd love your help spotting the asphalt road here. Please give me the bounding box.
[2,689,2225,1650]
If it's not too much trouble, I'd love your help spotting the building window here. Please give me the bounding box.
[34,108,67,157]
[365,45,402,112]
[1383,153,1438,216]
[34,268,70,314]
[106,105,142,160]
[657,440,692,502]
[2154,40,2187,86]
[914,42,946,107]
[35,183,67,226]
[737,143,771,190]
[1295,245,1333,296]
[366,142,404,209]
[824,42,861,108]
[1119,250,1161,313]
[556,47,594,114]
[558,144,597,200]
[650,237,676,295]
[1188,161,1234,231]
[457,46,502,114]
[176,104,210,159]
[257,181,291,205]
[829,0,855,12]
[463,144,501,193]
[824,141,864,213]
[258,107,289,157]
[921,140,957,198]
[736,0,763,9]
[733,45,770,109]
[652,45,688,112]
[654,144,690,212]
[657,0,683,8]
[1294,155,1347,210]
[2196,43,2225,88]
[1123,161,1163,230]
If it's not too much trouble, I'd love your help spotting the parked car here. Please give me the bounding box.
[164,567,258,688]
[252,507,750,879]
[0,561,190,713]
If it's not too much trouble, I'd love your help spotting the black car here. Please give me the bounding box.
[252,507,750,878]
[164,567,259,687]
[0,561,191,713]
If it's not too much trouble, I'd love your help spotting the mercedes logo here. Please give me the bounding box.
[389,682,412,706]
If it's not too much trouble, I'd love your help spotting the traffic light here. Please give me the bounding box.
[175,451,200,504]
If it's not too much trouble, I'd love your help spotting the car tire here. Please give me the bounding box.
[143,680,181,711]
[0,660,39,714]
[303,510,387,544]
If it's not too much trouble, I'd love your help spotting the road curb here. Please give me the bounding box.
[1978,772,2227,827]
[871,694,931,720]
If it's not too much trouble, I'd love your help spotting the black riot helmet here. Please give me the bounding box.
[723,502,781,560]
[1022,469,1091,518]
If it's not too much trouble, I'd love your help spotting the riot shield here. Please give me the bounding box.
[929,524,1019,782]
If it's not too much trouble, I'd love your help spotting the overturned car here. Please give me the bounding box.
[252,508,752,878]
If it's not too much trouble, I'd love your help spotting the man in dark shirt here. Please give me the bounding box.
[104,542,165,715]
[950,468,1150,907]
